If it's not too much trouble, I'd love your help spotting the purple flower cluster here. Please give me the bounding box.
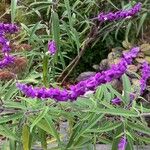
[98,2,142,22]
[16,47,139,101]
[140,62,150,94]
[0,23,19,33]
[118,136,127,150]
[0,55,14,69]
[0,36,11,53]
[48,40,57,55]
[0,23,18,68]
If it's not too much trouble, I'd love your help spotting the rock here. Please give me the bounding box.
[145,56,150,64]
[110,79,123,92]
[126,65,138,78]
[92,65,99,71]
[137,52,145,58]
[122,41,132,49]
[108,58,121,67]
[131,79,141,93]
[140,43,150,56]
[107,51,122,60]
[135,58,146,64]
[76,72,96,82]
[99,59,109,71]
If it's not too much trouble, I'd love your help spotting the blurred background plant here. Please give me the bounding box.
[0,0,150,149]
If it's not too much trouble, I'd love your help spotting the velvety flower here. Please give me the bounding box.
[16,47,140,101]
[98,2,142,22]
[140,62,150,94]
[118,136,127,150]
[0,55,14,69]
[0,23,19,33]
[0,36,11,53]
[48,40,57,55]
[0,23,19,69]
[111,98,121,105]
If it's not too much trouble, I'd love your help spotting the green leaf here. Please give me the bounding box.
[106,84,123,101]
[122,74,131,103]
[29,21,41,44]
[43,54,49,87]
[136,13,147,37]
[0,125,19,141]
[38,128,47,150]
[90,108,138,117]
[87,122,122,133]
[44,114,60,144]
[30,106,49,132]
[11,0,18,23]
[125,22,132,43]
[22,124,30,150]
[127,121,150,135]
[29,115,60,144]
[4,101,26,110]
[3,83,18,101]
[64,0,73,27]
[75,113,104,139]
[0,113,23,124]
[52,11,60,64]
[111,125,124,150]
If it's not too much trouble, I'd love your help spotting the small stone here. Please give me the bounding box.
[108,58,121,67]
[131,79,141,93]
[92,65,99,71]
[126,65,138,78]
[127,65,138,72]
[76,72,96,82]
[145,56,150,64]
[135,58,146,64]
[140,43,150,56]
[107,51,122,60]
[137,52,145,58]
[99,59,109,71]
[110,79,123,92]
[122,41,132,49]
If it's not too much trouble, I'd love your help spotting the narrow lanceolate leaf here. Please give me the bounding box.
[122,74,131,103]
[11,0,18,23]
[38,128,47,150]
[0,125,19,141]
[44,114,60,144]
[89,108,138,117]
[87,122,122,133]
[22,124,30,150]
[30,107,49,132]
[29,21,41,44]
[52,11,60,63]
[0,112,23,124]
[136,13,147,37]
[127,121,150,135]
[125,22,132,43]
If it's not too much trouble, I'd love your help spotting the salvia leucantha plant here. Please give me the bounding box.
[0,1,150,150]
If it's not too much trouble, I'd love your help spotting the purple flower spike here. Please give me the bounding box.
[0,23,19,33]
[16,47,140,101]
[0,55,14,69]
[48,40,57,55]
[140,62,150,94]
[118,136,127,150]
[98,2,142,22]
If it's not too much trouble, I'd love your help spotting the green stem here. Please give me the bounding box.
[43,55,49,87]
